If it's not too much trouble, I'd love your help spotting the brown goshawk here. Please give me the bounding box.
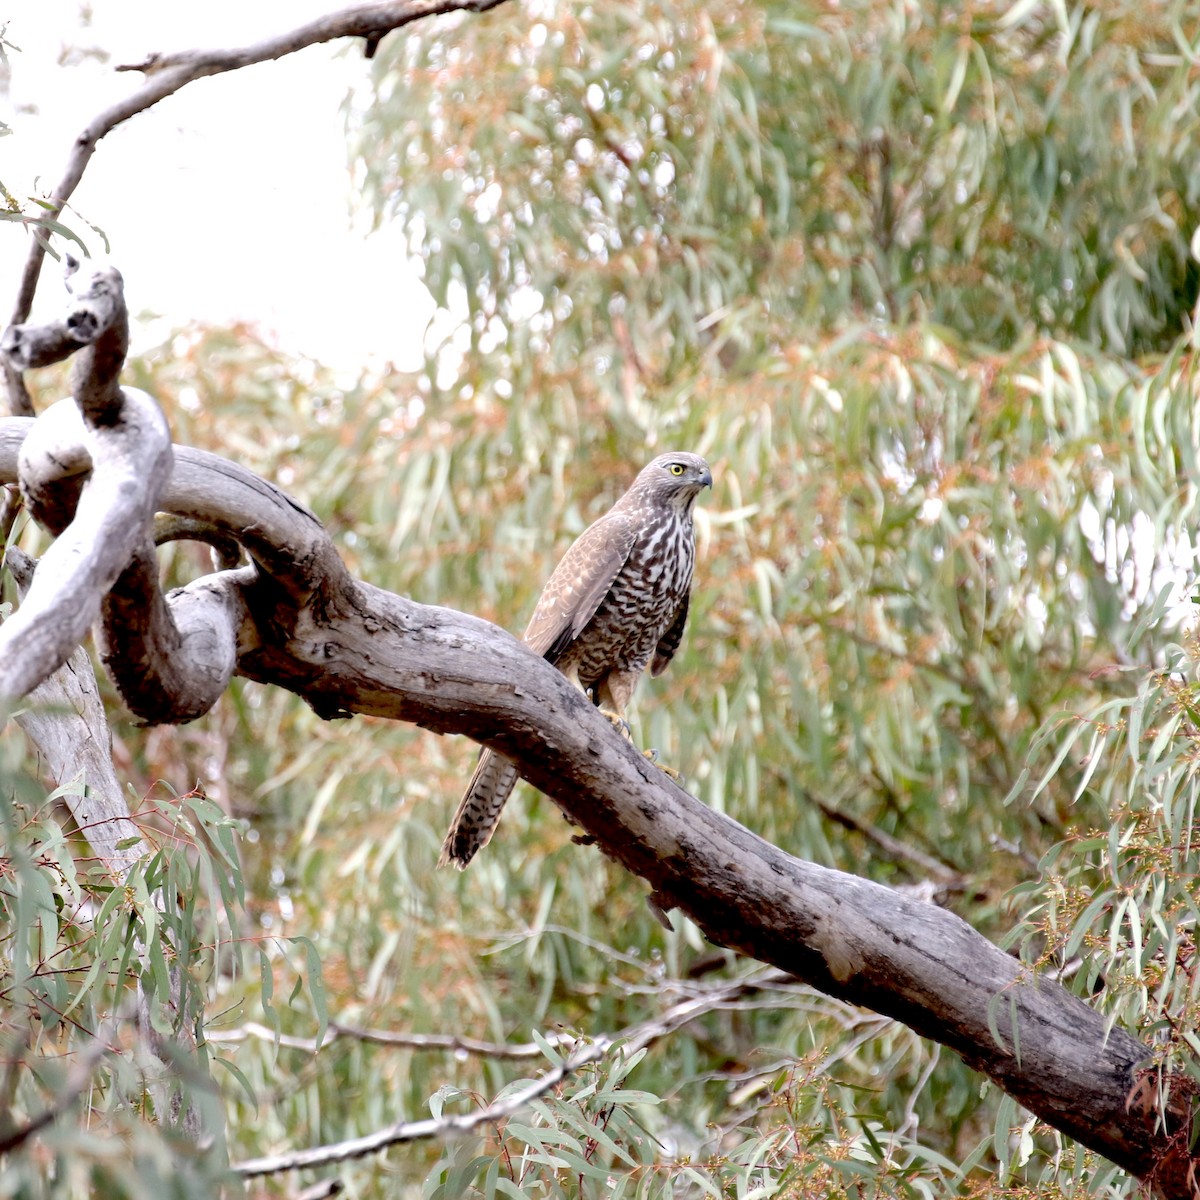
[439,451,713,869]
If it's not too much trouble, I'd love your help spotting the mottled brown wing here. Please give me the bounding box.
[522,513,638,662]
[651,592,689,676]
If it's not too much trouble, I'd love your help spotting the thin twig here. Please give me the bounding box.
[8,0,514,337]
[805,789,964,887]
[231,1037,613,1177]
[213,972,800,1060]
[330,1022,565,1057]
[0,1017,123,1155]
[229,972,787,1177]
[206,1019,575,1059]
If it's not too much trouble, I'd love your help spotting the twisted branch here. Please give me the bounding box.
[0,255,1193,1191]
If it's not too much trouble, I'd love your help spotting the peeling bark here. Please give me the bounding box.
[6,546,145,880]
[5,547,206,1140]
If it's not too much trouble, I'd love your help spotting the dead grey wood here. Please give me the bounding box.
[2,257,127,375]
[0,412,1192,1196]
[5,547,204,1138]
[0,255,1190,1200]
[7,546,146,879]
[0,258,176,706]
[0,257,178,704]
[97,544,249,722]
[230,973,780,1178]
[2,392,174,699]
[0,262,269,720]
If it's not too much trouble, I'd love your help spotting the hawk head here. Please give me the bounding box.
[638,452,713,511]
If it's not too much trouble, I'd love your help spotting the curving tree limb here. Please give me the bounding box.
[0,261,172,705]
[6,545,147,880]
[0,285,1194,1192]
[2,1,1190,1188]
[5,542,206,1140]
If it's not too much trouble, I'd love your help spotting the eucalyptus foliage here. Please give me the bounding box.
[355,0,1200,367]
[0,758,241,1198]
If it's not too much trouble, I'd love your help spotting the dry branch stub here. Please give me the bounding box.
[0,263,170,704]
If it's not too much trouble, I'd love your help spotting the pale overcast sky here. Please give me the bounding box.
[2,1,434,374]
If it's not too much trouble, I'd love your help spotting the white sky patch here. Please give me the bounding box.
[2,0,434,375]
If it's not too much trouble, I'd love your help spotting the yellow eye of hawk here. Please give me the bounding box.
[668,463,685,476]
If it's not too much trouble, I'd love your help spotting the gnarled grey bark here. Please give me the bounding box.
[0,396,1192,1193]
[5,547,205,1141]
[0,263,1193,1197]
[6,546,145,880]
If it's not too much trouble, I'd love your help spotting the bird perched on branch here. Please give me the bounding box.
[439,451,713,869]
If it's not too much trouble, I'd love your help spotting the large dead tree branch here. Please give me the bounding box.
[0,281,1194,1195]
[5,545,205,1137]
[6,547,145,878]
[0,262,172,704]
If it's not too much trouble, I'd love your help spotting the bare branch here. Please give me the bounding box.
[0,408,346,717]
[5,547,207,1136]
[801,786,964,888]
[96,547,251,723]
[206,1019,576,1059]
[6,546,147,879]
[117,0,513,76]
[154,514,243,570]
[0,263,260,719]
[0,264,176,704]
[232,1037,613,1177]
[161,446,347,601]
[328,1023,570,1058]
[230,973,780,1177]
[0,389,171,703]
[0,422,334,583]
[5,396,250,721]
[6,0,514,341]
[1,257,124,372]
[213,974,806,1060]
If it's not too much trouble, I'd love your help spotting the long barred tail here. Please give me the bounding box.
[438,749,522,869]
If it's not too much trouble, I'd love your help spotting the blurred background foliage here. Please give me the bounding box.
[5,0,1200,1196]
